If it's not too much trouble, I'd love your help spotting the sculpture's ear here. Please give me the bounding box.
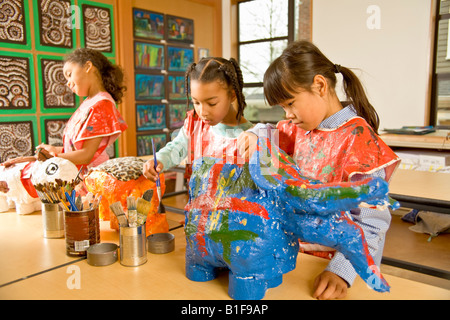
[142,189,153,201]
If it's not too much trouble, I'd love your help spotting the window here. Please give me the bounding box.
[237,0,311,123]
[431,0,450,128]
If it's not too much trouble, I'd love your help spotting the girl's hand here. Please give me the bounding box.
[36,143,60,156]
[237,132,258,161]
[312,271,348,300]
[143,157,164,182]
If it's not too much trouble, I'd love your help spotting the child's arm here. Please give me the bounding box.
[55,137,103,165]
[143,128,188,181]
[238,123,276,160]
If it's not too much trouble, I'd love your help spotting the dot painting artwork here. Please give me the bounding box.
[0,0,27,46]
[37,0,73,49]
[40,58,75,109]
[82,4,112,53]
[0,120,34,162]
[0,55,31,109]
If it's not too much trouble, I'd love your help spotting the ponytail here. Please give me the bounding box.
[264,40,380,133]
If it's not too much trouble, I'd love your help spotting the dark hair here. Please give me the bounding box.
[264,40,380,133]
[64,48,126,104]
[185,57,247,122]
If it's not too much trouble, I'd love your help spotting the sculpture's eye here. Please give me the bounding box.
[45,163,59,176]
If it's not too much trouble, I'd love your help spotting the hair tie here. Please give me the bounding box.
[334,64,342,74]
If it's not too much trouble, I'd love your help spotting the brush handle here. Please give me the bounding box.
[151,138,161,186]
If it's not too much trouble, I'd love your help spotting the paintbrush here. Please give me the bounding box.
[136,197,152,225]
[127,196,137,227]
[109,201,128,227]
[151,138,162,203]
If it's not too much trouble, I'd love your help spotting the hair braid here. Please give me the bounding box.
[184,62,197,111]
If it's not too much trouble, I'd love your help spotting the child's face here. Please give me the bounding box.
[190,79,236,126]
[280,87,330,131]
[63,61,91,97]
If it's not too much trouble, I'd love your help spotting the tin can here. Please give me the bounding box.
[64,207,100,257]
[120,223,147,266]
[42,202,65,239]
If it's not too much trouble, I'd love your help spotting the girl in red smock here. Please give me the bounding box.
[239,41,400,300]
[38,48,127,169]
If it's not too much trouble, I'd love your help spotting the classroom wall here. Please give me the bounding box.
[312,0,434,130]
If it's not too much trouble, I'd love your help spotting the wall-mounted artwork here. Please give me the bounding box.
[167,46,194,72]
[135,74,165,100]
[0,0,30,49]
[0,52,36,114]
[35,0,75,52]
[168,75,185,100]
[169,104,188,129]
[41,116,69,146]
[0,117,37,162]
[137,133,166,156]
[166,15,194,44]
[81,1,114,54]
[38,55,76,112]
[136,104,166,131]
[133,8,165,41]
[134,42,165,71]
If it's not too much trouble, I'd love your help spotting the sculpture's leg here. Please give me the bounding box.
[185,249,218,282]
[15,200,39,215]
[0,195,8,212]
[228,271,268,300]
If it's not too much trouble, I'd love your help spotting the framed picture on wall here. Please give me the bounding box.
[34,0,75,53]
[37,54,77,113]
[132,8,165,41]
[166,15,194,44]
[136,104,166,131]
[40,116,69,146]
[80,1,115,56]
[0,117,37,162]
[0,0,31,50]
[168,75,186,100]
[0,52,36,114]
[134,41,165,71]
[167,46,194,72]
[137,133,167,156]
[135,73,165,101]
[169,103,188,129]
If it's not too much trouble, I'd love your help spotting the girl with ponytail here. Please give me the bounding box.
[239,40,400,300]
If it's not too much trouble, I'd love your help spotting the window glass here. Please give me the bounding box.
[239,0,288,42]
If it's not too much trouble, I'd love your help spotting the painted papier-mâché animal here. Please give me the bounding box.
[184,137,397,300]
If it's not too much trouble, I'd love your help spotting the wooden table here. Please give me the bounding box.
[0,209,448,301]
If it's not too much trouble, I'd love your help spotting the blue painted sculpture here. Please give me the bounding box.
[184,138,395,300]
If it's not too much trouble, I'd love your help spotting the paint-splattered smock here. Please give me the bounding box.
[250,105,400,286]
[63,92,127,168]
[156,110,253,172]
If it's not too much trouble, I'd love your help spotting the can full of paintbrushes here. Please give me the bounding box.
[119,223,147,266]
[64,207,100,257]
[42,202,65,238]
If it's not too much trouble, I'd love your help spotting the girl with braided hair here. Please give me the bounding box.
[143,57,252,182]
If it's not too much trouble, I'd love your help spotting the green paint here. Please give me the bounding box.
[321,165,335,176]
[209,210,258,264]
[286,184,371,200]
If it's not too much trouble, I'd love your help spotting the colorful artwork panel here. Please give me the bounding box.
[36,0,74,51]
[0,53,35,113]
[166,15,194,44]
[136,104,166,131]
[168,75,185,100]
[41,116,69,146]
[134,42,165,70]
[0,118,37,162]
[133,8,165,41]
[169,104,188,129]
[137,133,166,156]
[135,74,165,101]
[81,2,113,53]
[167,46,194,72]
[0,0,29,49]
[39,56,76,111]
